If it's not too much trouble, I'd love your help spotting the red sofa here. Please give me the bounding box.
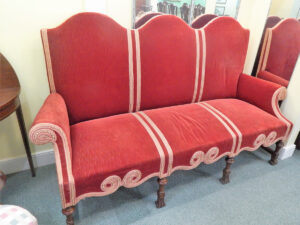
[256,18,300,87]
[29,13,292,224]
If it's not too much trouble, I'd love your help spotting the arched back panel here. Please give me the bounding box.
[252,16,281,75]
[201,17,249,100]
[260,19,300,81]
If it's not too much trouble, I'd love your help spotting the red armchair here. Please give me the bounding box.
[135,12,163,28]
[29,13,292,224]
[191,14,218,29]
[256,18,300,87]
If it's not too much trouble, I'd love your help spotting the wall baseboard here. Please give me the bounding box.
[279,144,296,160]
[0,149,55,175]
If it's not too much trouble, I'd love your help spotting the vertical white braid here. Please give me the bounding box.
[192,29,200,103]
[203,102,242,153]
[139,112,174,175]
[197,103,237,155]
[127,29,134,112]
[261,29,272,71]
[41,29,56,92]
[132,113,165,177]
[198,29,206,102]
[256,29,269,75]
[134,29,142,111]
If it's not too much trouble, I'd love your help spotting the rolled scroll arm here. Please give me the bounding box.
[29,93,75,208]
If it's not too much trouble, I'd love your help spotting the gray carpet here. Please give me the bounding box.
[2,148,300,225]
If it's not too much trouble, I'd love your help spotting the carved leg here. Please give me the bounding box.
[155,177,167,208]
[219,156,234,185]
[269,141,284,166]
[62,206,75,225]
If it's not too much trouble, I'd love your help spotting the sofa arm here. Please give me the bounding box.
[29,93,71,152]
[29,93,75,207]
[237,74,287,117]
[257,70,289,87]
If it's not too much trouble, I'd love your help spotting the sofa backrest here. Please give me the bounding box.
[257,18,300,81]
[42,13,249,124]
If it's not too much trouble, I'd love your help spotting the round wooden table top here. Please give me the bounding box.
[0,53,21,121]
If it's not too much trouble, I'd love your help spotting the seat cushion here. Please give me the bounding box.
[71,99,287,200]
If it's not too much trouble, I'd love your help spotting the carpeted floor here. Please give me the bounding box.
[2,148,300,225]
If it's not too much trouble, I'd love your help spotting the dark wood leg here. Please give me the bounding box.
[219,156,234,185]
[269,141,284,166]
[16,104,35,177]
[62,206,75,225]
[155,177,167,208]
[294,132,300,150]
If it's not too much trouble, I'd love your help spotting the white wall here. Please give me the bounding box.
[237,0,272,74]
[281,56,300,146]
[85,0,133,28]
[269,0,300,18]
[0,0,84,159]
[0,0,133,161]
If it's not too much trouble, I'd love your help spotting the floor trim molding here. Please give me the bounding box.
[0,149,54,175]
[279,144,296,160]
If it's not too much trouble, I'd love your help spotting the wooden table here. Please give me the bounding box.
[0,53,35,177]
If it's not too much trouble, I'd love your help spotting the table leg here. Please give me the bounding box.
[16,104,36,177]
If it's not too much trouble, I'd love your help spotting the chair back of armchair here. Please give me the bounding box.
[191,14,218,29]
[42,13,249,124]
[257,18,300,81]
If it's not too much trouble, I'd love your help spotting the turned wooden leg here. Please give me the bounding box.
[62,206,75,225]
[16,103,35,177]
[155,177,167,208]
[269,141,284,166]
[219,156,234,185]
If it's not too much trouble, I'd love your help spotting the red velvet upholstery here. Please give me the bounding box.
[135,12,163,28]
[257,18,300,85]
[137,16,197,110]
[201,17,249,100]
[43,13,130,124]
[191,14,218,29]
[72,99,288,199]
[251,16,281,75]
[29,93,73,205]
[30,13,292,209]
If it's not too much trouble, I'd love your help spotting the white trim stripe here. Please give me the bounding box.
[41,29,56,93]
[139,112,174,175]
[134,30,142,111]
[192,30,200,103]
[256,29,269,75]
[127,29,134,113]
[203,102,242,153]
[29,123,76,207]
[132,113,165,176]
[198,29,206,102]
[53,142,67,207]
[272,87,292,140]
[197,103,236,154]
[261,29,272,72]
